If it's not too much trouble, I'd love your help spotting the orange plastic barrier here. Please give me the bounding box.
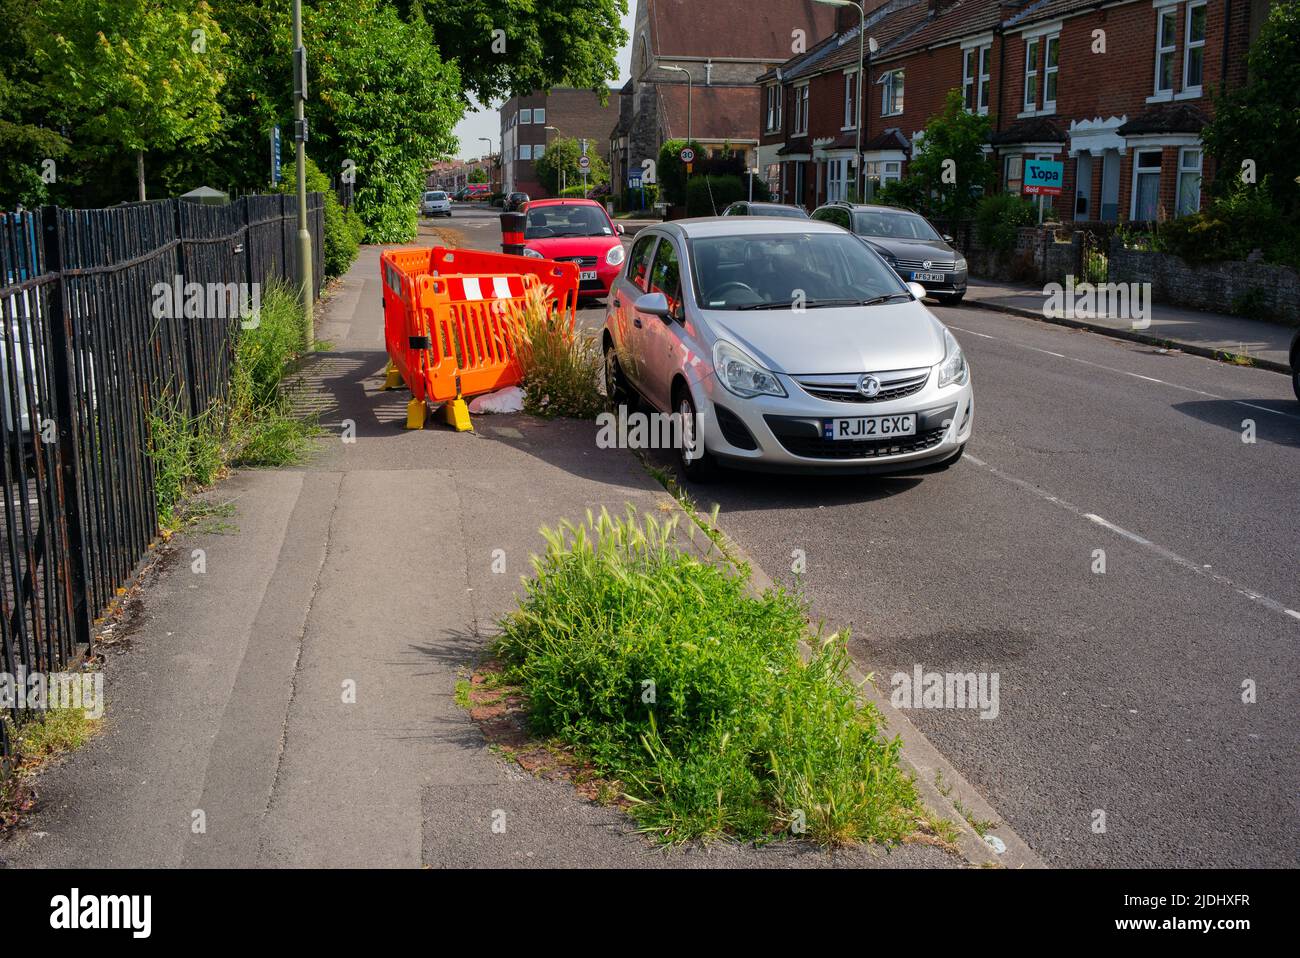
[380,246,579,429]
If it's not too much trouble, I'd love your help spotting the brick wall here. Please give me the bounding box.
[1109,243,1300,322]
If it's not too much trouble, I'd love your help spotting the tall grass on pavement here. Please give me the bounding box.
[502,285,604,419]
[149,281,317,528]
[495,507,919,846]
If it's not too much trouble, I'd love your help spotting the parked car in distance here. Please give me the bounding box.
[519,198,627,298]
[505,192,530,212]
[602,218,973,480]
[811,202,968,303]
[721,201,808,219]
[1291,329,1299,401]
[421,190,452,217]
[465,183,491,200]
[452,186,470,201]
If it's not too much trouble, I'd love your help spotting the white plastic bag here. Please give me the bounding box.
[467,385,525,414]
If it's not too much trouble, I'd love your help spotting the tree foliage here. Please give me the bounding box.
[1201,2,1300,217]
[418,0,628,104]
[27,0,228,199]
[900,88,995,222]
[534,136,608,196]
[658,139,705,206]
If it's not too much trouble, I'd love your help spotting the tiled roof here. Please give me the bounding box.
[875,0,1005,60]
[820,0,933,71]
[1118,104,1210,136]
[649,0,837,60]
[989,116,1068,144]
[863,127,912,151]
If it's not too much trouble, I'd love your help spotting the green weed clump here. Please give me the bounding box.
[495,507,918,846]
[148,281,318,528]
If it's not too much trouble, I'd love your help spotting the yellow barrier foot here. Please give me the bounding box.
[405,398,427,430]
[383,361,404,391]
[443,397,473,432]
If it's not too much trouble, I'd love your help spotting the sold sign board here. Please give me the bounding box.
[1023,159,1064,196]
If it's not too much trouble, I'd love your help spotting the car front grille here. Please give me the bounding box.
[792,369,931,404]
[769,425,948,460]
[895,258,956,272]
[555,255,598,268]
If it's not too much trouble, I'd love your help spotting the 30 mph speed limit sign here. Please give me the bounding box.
[679,147,695,163]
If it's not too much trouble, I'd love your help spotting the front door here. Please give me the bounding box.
[1100,149,1120,222]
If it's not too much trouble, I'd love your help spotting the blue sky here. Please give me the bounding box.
[450,5,637,160]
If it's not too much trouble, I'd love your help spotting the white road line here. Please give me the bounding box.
[961,452,1300,624]
[948,324,1300,423]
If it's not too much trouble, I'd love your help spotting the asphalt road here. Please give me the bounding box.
[437,204,1300,868]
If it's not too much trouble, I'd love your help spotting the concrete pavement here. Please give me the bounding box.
[2,236,958,869]
[964,278,1296,371]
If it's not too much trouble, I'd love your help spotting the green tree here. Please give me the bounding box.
[417,0,628,104]
[658,139,704,206]
[534,136,608,196]
[28,0,227,201]
[901,88,995,222]
[1201,3,1300,217]
[468,167,488,184]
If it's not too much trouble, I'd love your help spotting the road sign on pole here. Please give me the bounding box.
[679,147,695,164]
[577,155,591,172]
[271,126,281,185]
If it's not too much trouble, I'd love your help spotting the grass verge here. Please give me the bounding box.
[149,281,320,531]
[2,696,103,829]
[493,506,919,847]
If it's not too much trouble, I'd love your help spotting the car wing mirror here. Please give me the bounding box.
[942,234,954,244]
[907,282,928,301]
[615,223,626,234]
[634,291,671,318]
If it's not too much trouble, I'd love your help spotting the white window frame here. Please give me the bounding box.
[1182,2,1207,94]
[1175,146,1202,216]
[1154,7,1177,95]
[1024,38,1040,113]
[963,45,991,115]
[519,144,532,161]
[881,70,904,117]
[520,108,533,124]
[533,107,546,125]
[533,143,545,160]
[1131,148,1163,220]
[794,82,810,135]
[765,84,782,132]
[843,69,859,130]
[1043,34,1060,113]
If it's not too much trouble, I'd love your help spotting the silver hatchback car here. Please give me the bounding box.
[602,218,974,480]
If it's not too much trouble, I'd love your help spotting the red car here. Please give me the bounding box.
[519,199,626,298]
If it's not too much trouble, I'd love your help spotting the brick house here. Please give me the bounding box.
[762,0,1277,223]
[499,88,622,197]
[609,0,838,198]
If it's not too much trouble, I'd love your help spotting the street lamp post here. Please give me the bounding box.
[662,65,693,145]
[544,125,565,194]
[479,137,494,193]
[816,0,866,202]
[292,0,314,336]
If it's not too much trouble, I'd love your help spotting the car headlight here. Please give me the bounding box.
[521,247,543,259]
[936,327,969,388]
[713,340,787,398]
[605,244,625,266]
[955,256,968,272]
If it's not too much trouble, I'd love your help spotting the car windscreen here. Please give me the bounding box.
[524,205,613,239]
[751,206,807,219]
[689,231,907,310]
[852,210,942,241]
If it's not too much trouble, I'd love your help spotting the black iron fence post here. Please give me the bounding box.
[40,206,92,654]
